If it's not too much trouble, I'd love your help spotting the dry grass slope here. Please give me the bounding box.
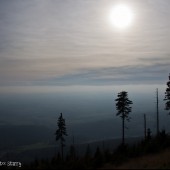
[101,148,170,169]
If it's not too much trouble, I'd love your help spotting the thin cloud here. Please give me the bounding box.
[0,0,170,86]
[29,62,169,86]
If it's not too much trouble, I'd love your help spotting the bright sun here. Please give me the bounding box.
[109,4,134,29]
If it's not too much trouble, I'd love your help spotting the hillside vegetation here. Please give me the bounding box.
[102,148,170,169]
[21,130,170,169]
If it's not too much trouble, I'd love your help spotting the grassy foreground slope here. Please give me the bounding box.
[102,148,170,169]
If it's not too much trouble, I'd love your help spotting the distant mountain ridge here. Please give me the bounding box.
[0,125,143,163]
[0,125,53,150]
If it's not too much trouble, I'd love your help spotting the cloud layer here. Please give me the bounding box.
[0,0,170,86]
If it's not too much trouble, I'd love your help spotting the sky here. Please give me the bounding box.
[0,1,170,148]
[0,0,170,90]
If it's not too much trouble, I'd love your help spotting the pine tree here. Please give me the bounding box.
[68,144,76,161]
[115,91,133,145]
[147,128,151,140]
[85,144,92,166]
[94,147,103,168]
[55,113,67,160]
[85,144,91,159]
[164,74,170,114]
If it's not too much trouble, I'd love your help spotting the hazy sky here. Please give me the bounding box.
[1,0,170,144]
[0,0,170,88]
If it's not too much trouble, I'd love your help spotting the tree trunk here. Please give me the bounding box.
[61,141,64,161]
[144,114,146,140]
[122,116,125,146]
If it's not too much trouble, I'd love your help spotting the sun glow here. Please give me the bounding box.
[109,4,134,29]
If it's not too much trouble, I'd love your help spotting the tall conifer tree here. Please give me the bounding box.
[164,74,170,114]
[115,91,133,145]
[55,113,67,160]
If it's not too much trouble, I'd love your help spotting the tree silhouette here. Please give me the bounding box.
[85,144,92,166]
[147,128,152,140]
[55,113,67,160]
[85,144,91,158]
[164,74,170,114]
[115,91,133,145]
[68,144,76,161]
[94,146,103,168]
